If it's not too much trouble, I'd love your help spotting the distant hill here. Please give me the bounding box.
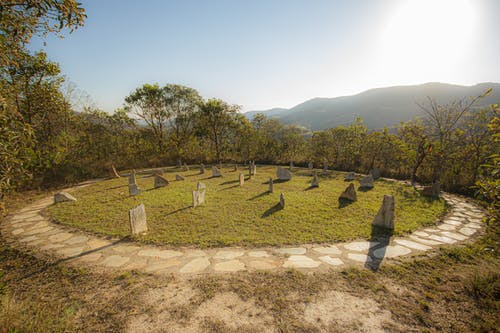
[244,82,500,130]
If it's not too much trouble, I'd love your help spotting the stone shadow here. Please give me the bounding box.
[219,184,239,191]
[261,203,283,217]
[338,198,354,208]
[220,179,239,185]
[248,191,271,201]
[304,185,318,191]
[364,225,393,271]
[165,206,192,216]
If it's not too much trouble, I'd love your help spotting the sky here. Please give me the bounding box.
[31,0,500,113]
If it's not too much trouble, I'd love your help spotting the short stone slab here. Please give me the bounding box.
[443,219,462,226]
[437,223,456,231]
[213,259,245,272]
[276,247,306,255]
[359,175,374,188]
[145,259,181,273]
[319,256,344,266]
[247,260,277,270]
[180,257,211,273]
[312,246,342,255]
[86,239,112,250]
[465,222,482,229]
[64,235,89,245]
[344,172,355,181]
[54,192,77,203]
[184,249,207,257]
[101,255,130,268]
[283,255,321,268]
[428,234,456,244]
[347,253,372,263]
[339,183,357,202]
[277,167,292,180]
[394,239,431,251]
[344,241,379,252]
[213,250,245,260]
[175,174,185,181]
[23,226,53,236]
[20,235,38,243]
[248,251,270,258]
[372,245,411,259]
[112,245,141,254]
[40,243,65,251]
[137,249,183,259]
[440,231,467,241]
[49,232,73,243]
[459,227,477,236]
[409,235,443,246]
[154,175,169,188]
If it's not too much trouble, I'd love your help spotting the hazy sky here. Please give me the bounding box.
[31,0,500,112]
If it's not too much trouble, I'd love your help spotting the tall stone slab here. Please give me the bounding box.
[359,175,374,188]
[128,170,136,185]
[129,183,142,196]
[154,175,169,188]
[192,188,206,208]
[277,166,292,180]
[212,166,222,177]
[339,183,357,202]
[308,162,313,169]
[197,182,206,191]
[200,164,205,174]
[129,204,147,235]
[239,173,245,186]
[421,181,440,198]
[279,193,285,208]
[370,168,381,180]
[289,161,294,170]
[311,173,319,187]
[269,178,274,193]
[373,195,395,230]
[322,162,328,175]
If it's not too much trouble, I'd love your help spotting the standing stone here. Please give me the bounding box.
[308,162,313,169]
[200,164,205,174]
[219,162,223,170]
[370,168,381,180]
[197,182,206,191]
[373,195,395,230]
[177,160,182,168]
[153,169,164,176]
[54,192,77,203]
[233,164,238,171]
[279,193,285,208]
[269,178,274,193]
[129,183,142,196]
[249,162,256,175]
[175,174,185,181]
[192,187,206,208]
[111,165,121,178]
[183,163,189,171]
[154,175,169,188]
[129,204,147,235]
[322,162,328,175]
[344,171,355,181]
[359,175,374,189]
[212,166,222,177]
[239,173,245,186]
[277,166,292,180]
[289,161,294,170]
[128,170,137,185]
[421,181,440,198]
[339,183,357,202]
[311,172,319,187]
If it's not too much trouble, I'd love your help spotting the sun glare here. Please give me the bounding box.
[377,0,478,80]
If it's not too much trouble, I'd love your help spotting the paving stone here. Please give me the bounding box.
[312,246,342,255]
[29,221,49,229]
[347,253,372,263]
[77,252,103,263]
[144,259,181,273]
[20,235,38,243]
[184,249,207,257]
[57,247,84,257]
[318,256,344,266]
[276,247,306,255]
[87,239,112,250]
[213,260,246,272]
[465,222,481,229]
[247,250,270,258]
[437,224,456,231]
[247,260,278,270]
[112,245,140,254]
[443,219,463,226]
[23,226,53,236]
[394,239,431,251]
[213,250,245,260]
[180,257,211,273]
[459,227,477,236]
[428,234,456,244]
[101,255,130,267]
[137,249,183,259]
[440,231,467,241]
[372,245,412,259]
[283,255,321,268]
[413,231,429,237]
[123,260,148,271]
[11,229,24,235]
[40,243,65,251]
[27,239,46,246]
[49,232,73,243]
[423,228,440,233]
[344,241,379,252]
[64,236,89,245]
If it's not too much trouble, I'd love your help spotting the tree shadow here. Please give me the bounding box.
[364,225,393,271]
[248,191,271,201]
[261,203,283,217]
[338,198,354,208]
[165,206,192,216]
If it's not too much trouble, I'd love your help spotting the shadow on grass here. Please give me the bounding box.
[365,225,393,272]
[338,198,355,208]
[304,185,319,191]
[219,184,239,191]
[185,172,202,177]
[261,203,283,218]
[220,179,239,185]
[248,191,271,201]
[358,186,373,192]
[263,178,289,184]
[165,205,192,216]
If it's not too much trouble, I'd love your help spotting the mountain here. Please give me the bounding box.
[244,82,500,130]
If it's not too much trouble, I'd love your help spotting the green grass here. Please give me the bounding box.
[47,165,446,247]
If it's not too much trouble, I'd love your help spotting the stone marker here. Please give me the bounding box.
[249,161,256,175]
[269,178,274,193]
[129,204,147,235]
[153,169,164,176]
[289,161,294,170]
[370,168,381,179]
[175,174,185,181]
[239,173,244,186]
[197,182,206,191]
[359,175,374,188]
[128,169,137,185]
[277,166,292,180]
[200,164,205,174]
[373,195,395,229]
[308,162,313,169]
[219,162,223,169]
[339,183,357,202]
[54,192,77,203]
[233,164,237,171]
[154,175,169,188]
[111,164,121,178]
[311,172,319,187]
[128,183,142,196]
[344,171,355,181]
[279,193,285,208]
[177,160,182,167]
[322,162,328,175]
[421,181,440,198]
[192,187,206,208]
[212,166,222,177]
[183,163,189,171]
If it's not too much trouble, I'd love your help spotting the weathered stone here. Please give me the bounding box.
[344,241,379,252]
[197,182,206,191]
[359,175,374,188]
[312,246,342,255]
[212,166,222,177]
[129,204,147,235]
[277,167,292,180]
[177,160,182,167]
[344,171,355,181]
[311,173,319,187]
[276,247,306,255]
[183,163,189,171]
[200,164,205,174]
[372,245,411,259]
[339,183,357,202]
[248,250,270,258]
[111,164,121,178]
[421,181,440,198]
[213,250,244,260]
[308,162,313,169]
[347,253,372,263]
[128,183,142,196]
[137,249,183,259]
[180,257,210,273]
[279,193,285,208]
[394,239,431,251]
[370,168,381,179]
[249,163,256,175]
[283,255,320,268]
[192,188,206,208]
[233,164,238,171]
[318,256,344,266]
[289,161,294,169]
[213,259,245,272]
[102,255,130,267]
[154,175,169,188]
[373,195,395,230]
[128,170,136,185]
[175,174,185,181]
[269,178,274,193]
[239,173,244,186]
[247,260,277,270]
[322,162,328,175]
[54,192,77,203]
[459,227,476,236]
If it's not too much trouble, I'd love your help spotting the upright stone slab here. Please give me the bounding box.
[154,175,169,188]
[129,204,147,235]
[289,161,294,170]
[421,181,440,198]
[339,183,357,202]
[183,163,189,171]
[373,195,395,230]
[308,162,313,169]
[54,192,77,203]
[344,171,355,181]
[279,193,285,208]
[200,164,205,174]
[269,178,274,193]
[129,183,142,196]
[177,160,182,167]
[128,170,137,185]
[212,166,222,177]
[277,166,292,180]
[192,187,206,208]
[249,163,256,175]
[197,182,206,191]
[219,162,223,170]
[233,164,238,172]
[311,173,319,187]
[111,165,121,178]
[322,162,328,175]
[359,175,374,188]
[370,168,381,179]
[239,173,245,186]
[175,174,185,181]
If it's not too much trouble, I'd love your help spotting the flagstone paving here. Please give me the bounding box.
[0,183,486,276]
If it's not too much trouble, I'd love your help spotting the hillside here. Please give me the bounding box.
[245,82,500,130]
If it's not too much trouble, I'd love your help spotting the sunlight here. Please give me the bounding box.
[377,0,478,78]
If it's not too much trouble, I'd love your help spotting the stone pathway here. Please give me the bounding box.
[1,185,486,276]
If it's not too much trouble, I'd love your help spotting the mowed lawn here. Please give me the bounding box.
[48,165,447,247]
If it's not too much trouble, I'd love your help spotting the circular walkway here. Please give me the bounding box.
[1,182,485,275]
